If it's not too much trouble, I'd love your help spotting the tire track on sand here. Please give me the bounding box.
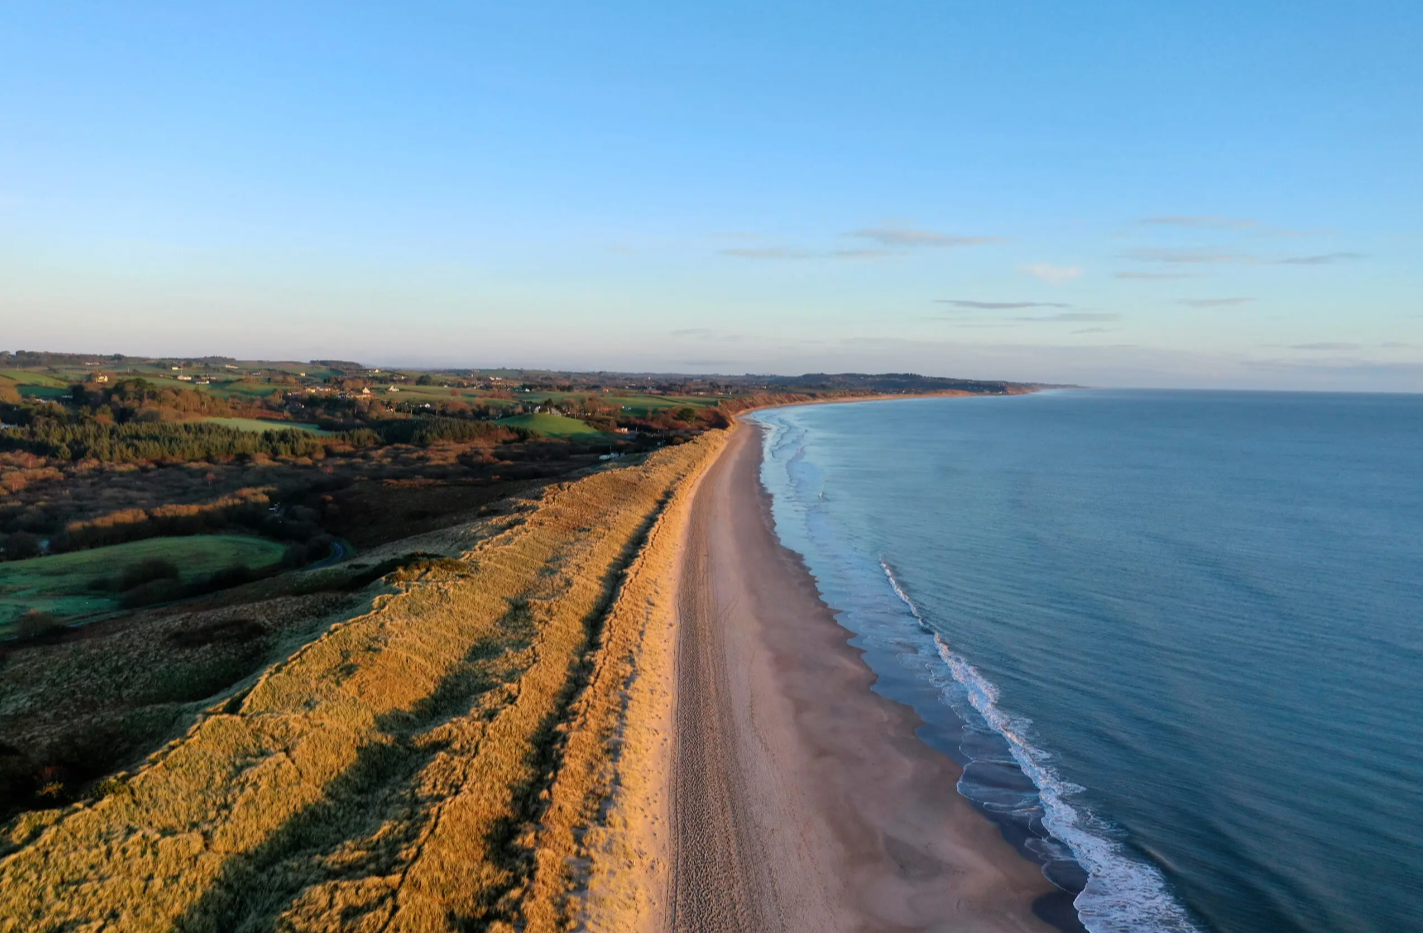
[667,433,779,933]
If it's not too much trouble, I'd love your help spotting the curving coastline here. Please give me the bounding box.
[587,417,1065,932]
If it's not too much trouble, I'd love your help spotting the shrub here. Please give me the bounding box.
[203,563,255,591]
[15,611,65,641]
[1,531,42,561]
[118,578,183,608]
[92,775,135,802]
[114,557,182,593]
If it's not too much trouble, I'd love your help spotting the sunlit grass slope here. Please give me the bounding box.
[0,431,725,933]
[496,411,604,436]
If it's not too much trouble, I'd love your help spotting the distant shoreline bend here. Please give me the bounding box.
[584,414,1065,932]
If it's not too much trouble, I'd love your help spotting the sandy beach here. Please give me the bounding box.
[590,419,1067,932]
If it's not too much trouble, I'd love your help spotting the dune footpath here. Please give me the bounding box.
[585,419,1063,933]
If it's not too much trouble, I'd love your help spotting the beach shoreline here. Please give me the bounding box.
[589,416,1074,932]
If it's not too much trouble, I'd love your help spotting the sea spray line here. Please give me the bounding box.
[931,637,1203,933]
[881,561,1206,933]
[762,409,1200,932]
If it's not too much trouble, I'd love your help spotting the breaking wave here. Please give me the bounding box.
[882,562,1205,933]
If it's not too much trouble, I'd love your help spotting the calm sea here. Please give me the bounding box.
[750,391,1423,933]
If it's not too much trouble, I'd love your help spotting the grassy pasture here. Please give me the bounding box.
[210,380,284,398]
[607,393,724,417]
[17,385,70,398]
[496,412,605,436]
[0,369,68,387]
[203,417,331,436]
[0,535,287,632]
[126,375,213,391]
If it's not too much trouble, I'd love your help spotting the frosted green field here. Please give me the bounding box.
[0,535,288,632]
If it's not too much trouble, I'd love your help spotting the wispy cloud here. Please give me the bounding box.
[1139,215,1315,237]
[671,327,714,338]
[936,299,1071,310]
[1015,312,1120,323]
[1125,247,1361,266]
[1276,252,1363,265]
[719,247,811,260]
[847,225,1002,248]
[1178,297,1255,308]
[1114,271,1196,280]
[1024,264,1081,284]
[1290,342,1362,351]
[826,249,897,261]
[1125,247,1250,264]
[719,246,896,261]
[1142,215,1260,230]
[719,223,1001,260]
[1072,326,1113,334]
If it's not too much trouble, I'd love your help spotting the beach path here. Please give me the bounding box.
[664,420,1061,933]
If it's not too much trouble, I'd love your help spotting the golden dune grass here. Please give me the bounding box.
[0,433,724,933]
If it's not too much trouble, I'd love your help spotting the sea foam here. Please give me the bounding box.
[882,562,1205,933]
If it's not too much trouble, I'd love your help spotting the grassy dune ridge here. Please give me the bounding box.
[0,431,725,932]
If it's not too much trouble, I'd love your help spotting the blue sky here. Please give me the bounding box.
[2,2,1420,388]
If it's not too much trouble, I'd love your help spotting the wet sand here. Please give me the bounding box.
[662,421,1064,932]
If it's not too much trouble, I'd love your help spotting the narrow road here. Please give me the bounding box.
[301,538,351,572]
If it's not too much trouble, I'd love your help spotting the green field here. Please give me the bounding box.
[496,412,604,436]
[0,535,288,632]
[18,385,70,398]
[203,417,331,436]
[606,393,724,416]
[0,369,69,387]
[210,380,285,398]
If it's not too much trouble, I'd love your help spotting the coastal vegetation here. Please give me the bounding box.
[0,430,723,932]
[0,350,1039,928]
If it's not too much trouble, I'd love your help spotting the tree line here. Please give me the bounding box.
[0,416,325,463]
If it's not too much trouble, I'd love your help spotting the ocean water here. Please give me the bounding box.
[750,391,1423,933]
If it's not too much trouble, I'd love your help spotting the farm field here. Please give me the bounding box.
[496,411,605,436]
[203,417,331,435]
[0,369,68,387]
[606,392,725,416]
[0,535,288,632]
[209,380,285,398]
